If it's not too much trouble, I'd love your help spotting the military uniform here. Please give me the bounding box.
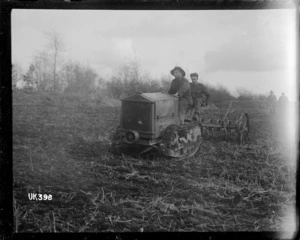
[267,93,277,114]
[278,94,288,113]
[278,94,288,106]
[190,82,210,114]
[168,67,192,124]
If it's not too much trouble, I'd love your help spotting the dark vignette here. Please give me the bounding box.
[0,1,298,240]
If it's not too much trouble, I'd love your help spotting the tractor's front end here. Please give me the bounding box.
[111,92,180,155]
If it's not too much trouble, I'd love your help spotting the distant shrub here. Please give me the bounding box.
[63,62,98,96]
[106,75,236,103]
[237,88,267,101]
[237,88,255,100]
[255,94,268,101]
[106,78,164,99]
[205,84,236,103]
[105,59,235,102]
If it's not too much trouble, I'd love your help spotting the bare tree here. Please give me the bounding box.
[117,63,130,85]
[32,50,51,91]
[63,61,98,96]
[44,30,66,92]
[60,61,75,92]
[130,56,141,82]
[23,64,35,84]
[12,63,23,86]
[107,56,166,98]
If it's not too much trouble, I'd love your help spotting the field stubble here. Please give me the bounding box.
[13,90,297,232]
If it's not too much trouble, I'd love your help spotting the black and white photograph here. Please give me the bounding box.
[11,7,298,236]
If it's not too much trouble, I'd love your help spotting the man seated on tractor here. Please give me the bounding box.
[168,66,193,125]
[266,90,277,115]
[189,73,210,118]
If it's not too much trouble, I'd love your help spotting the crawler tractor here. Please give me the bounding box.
[111,92,250,158]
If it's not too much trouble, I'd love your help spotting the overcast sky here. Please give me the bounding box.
[12,9,297,100]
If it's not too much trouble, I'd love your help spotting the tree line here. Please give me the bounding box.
[13,31,102,96]
[13,31,265,103]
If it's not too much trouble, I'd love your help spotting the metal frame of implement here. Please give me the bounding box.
[197,118,235,136]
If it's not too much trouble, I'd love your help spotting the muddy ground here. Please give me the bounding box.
[13,90,296,233]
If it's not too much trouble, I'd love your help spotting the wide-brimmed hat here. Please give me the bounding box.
[170,66,185,77]
[190,73,198,78]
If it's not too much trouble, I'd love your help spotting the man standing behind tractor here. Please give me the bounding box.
[189,73,210,118]
[168,66,193,125]
[267,91,277,114]
[278,92,289,114]
[278,92,288,107]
